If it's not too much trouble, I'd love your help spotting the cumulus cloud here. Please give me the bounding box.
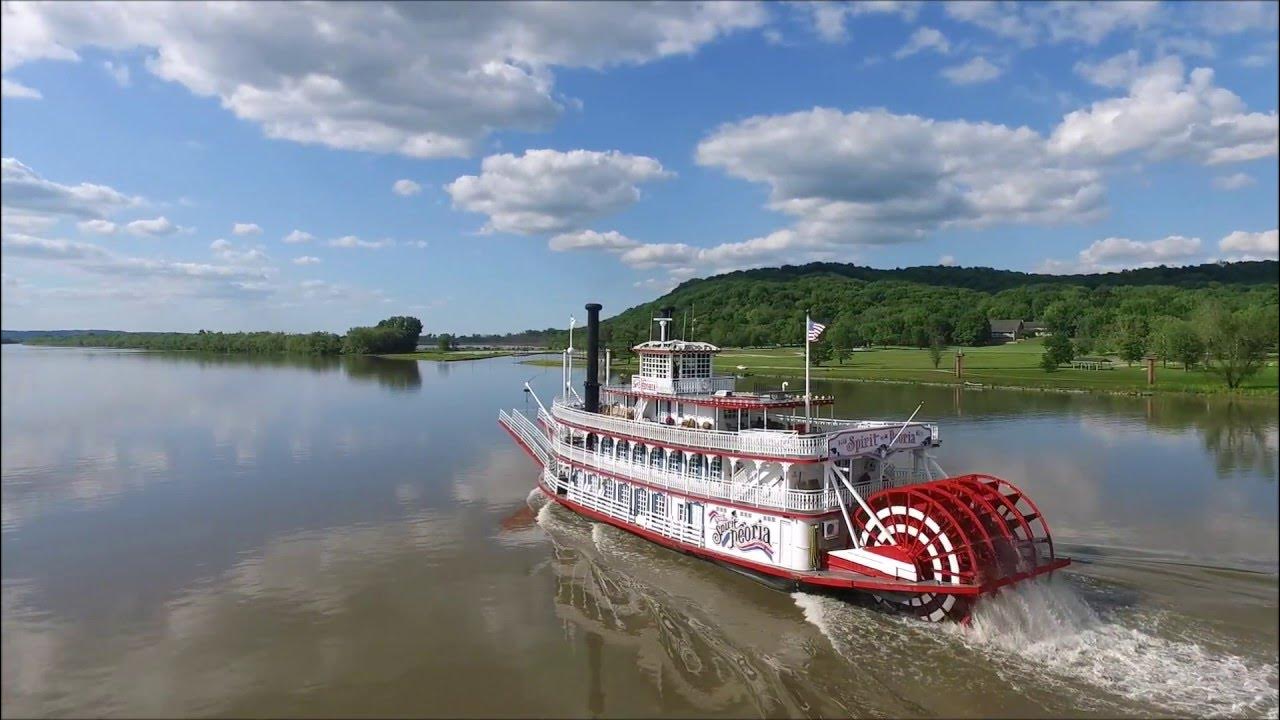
[938,255,957,266]
[1050,55,1279,165]
[1,157,140,219]
[1218,229,1279,260]
[1,233,110,260]
[1212,173,1255,190]
[1198,1,1279,35]
[232,222,262,236]
[446,149,671,235]
[392,179,423,196]
[945,1,1158,47]
[547,229,638,252]
[617,106,1115,278]
[1,77,40,98]
[894,27,950,59]
[125,216,180,237]
[282,229,314,244]
[328,235,393,249]
[803,1,919,43]
[292,255,321,265]
[77,219,117,234]
[210,238,269,264]
[942,56,1003,85]
[1039,234,1204,273]
[102,60,129,86]
[1,2,765,158]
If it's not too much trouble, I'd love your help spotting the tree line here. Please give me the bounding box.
[25,315,424,356]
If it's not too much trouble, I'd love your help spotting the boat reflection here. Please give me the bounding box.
[525,498,846,718]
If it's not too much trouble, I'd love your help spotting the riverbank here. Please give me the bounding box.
[379,349,550,362]
[522,339,1279,397]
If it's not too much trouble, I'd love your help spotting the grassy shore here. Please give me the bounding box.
[523,339,1278,395]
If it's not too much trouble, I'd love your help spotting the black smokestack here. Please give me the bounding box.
[584,303,602,413]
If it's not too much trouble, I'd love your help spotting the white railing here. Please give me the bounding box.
[774,414,941,443]
[500,410,557,471]
[551,398,827,459]
[550,438,920,514]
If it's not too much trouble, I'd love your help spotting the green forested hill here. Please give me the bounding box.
[592,261,1279,355]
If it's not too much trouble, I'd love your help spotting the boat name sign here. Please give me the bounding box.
[828,424,932,459]
[707,506,778,561]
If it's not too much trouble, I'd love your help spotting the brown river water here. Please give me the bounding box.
[2,344,1277,718]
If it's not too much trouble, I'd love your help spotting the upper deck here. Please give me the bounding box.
[551,397,938,461]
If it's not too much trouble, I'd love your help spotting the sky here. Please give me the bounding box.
[1,1,1277,334]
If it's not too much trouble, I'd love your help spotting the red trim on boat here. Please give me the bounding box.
[539,486,997,596]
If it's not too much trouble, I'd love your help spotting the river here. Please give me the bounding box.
[2,344,1276,718]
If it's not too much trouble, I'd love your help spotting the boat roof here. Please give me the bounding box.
[632,340,721,354]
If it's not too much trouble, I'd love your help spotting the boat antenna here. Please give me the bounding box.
[887,402,925,450]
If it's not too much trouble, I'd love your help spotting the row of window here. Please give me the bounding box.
[637,353,713,379]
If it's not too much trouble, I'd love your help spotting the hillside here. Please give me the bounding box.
[592,261,1279,353]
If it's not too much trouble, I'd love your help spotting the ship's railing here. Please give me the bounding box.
[551,398,827,459]
[550,438,920,513]
[500,409,556,470]
[773,415,941,443]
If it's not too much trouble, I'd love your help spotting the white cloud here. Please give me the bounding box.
[1,233,111,260]
[232,222,262,236]
[894,27,950,59]
[292,255,321,265]
[392,179,423,196]
[1074,49,1141,88]
[282,229,314,244]
[210,237,269,264]
[77,219,117,234]
[616,106,1108,279]
[1219,229,1279,260]
[1199,1,1279,35]
[1,2,765,158]
[1239,40,1279,68]
[548,229,638,252]
[1,77,40,98]
[941,56,1003,85]
[328,235,393,249]
[1,157,140,219]
[102,60,130,86]
[938,255,957,266]
[1050,56,1279,165]
[407,240,429,249]
[804,1,919,43]
[1039,234,1204,273]
[1212,173,1255,190]
[945,1,1158,47]
[446,149,671,235]
[125,216,180,237]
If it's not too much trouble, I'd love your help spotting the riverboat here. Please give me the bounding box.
[499,303,1070,621]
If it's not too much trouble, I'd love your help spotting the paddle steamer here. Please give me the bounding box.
[500,304,1069,621]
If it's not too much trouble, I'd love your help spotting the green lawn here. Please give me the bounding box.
[517,339,1277,395]
[715,339,1278,395]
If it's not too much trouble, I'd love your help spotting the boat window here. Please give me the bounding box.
[823,520,840,539]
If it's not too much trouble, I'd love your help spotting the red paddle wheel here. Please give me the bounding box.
[848,474,1063,622]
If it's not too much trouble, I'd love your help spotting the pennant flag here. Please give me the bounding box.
[807,319,827,342]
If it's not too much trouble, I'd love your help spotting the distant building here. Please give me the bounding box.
[1022,321,1048,337]
[990,319,1025,342]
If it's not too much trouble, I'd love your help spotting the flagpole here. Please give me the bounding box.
[805,312,811,420]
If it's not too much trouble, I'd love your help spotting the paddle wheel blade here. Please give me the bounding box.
[847,474,1067,622]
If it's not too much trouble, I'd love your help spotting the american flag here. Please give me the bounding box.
[806,318,827,342]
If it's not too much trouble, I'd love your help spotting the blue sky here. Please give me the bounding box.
[2,1,1277,334]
